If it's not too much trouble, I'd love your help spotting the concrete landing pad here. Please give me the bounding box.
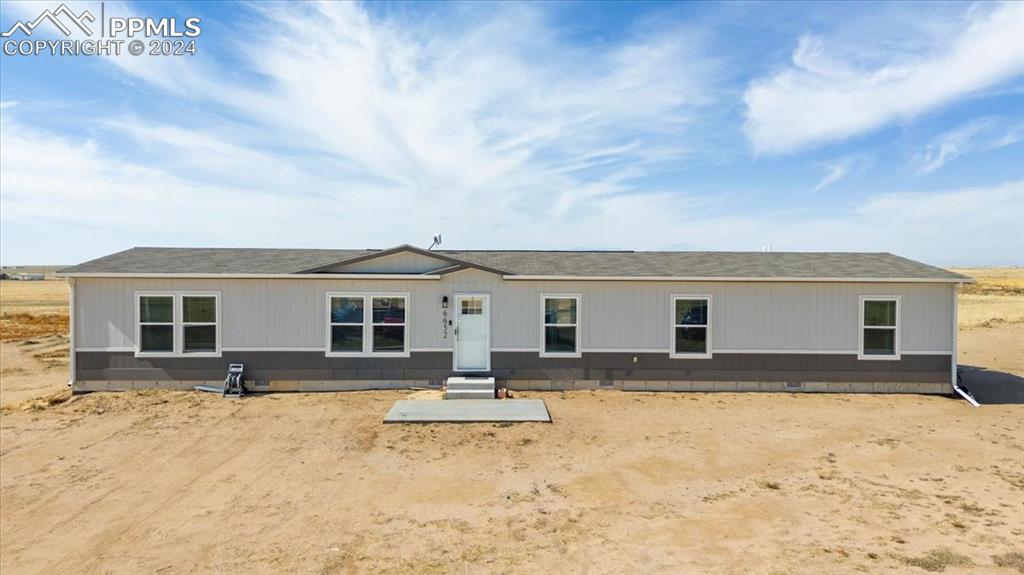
[384,399,551,423]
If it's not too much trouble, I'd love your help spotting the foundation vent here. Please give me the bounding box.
[785,381,804,390]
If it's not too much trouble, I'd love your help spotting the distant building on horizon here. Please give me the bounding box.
[8,272,45,281]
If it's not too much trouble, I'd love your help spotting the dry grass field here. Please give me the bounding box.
[951,268,1024,376]
[0,280,68,341]
[953,268,1024,328]
[0,272,1021,574]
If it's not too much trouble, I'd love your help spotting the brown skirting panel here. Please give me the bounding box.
[76,351,951,386]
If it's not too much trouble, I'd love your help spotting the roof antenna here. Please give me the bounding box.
[427,233,442,251]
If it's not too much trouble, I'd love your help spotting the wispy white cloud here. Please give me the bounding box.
[3,1,722,262]
[672,181,1024,265]
[0,114,705,262]
[811,161,848,193]
[744,2,1024,154]
[4,114,1019,266]
[809,155,873,193]
[912,117,1024,175]
[852,181,1021,223]
[1,1,1020,267]
[232,2,712,198]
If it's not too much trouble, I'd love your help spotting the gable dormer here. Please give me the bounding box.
[325,250,453,274]
[297,244,508,276]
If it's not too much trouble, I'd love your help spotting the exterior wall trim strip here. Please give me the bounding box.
[58,273,968,284]
[503,275,967,284]
[73,346,954,355]
[223,347,323,352]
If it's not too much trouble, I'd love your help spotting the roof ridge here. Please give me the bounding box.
[129,246,376,252]
[123,246,896,256]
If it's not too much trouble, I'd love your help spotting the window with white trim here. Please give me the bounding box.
[136,292,220,356]
[139,295,174,353]
[671,296,711,358]
[860,296,899,359]
[542,295,579,355]
[329,296,364,353]
[326,294,408,356]
[372,296,406,353]
[182,296,217,353]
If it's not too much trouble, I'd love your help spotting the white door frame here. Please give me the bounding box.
[453,293,491,372]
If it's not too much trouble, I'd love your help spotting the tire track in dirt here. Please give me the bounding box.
[12,401,252,574]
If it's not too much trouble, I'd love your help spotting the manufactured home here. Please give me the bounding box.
[58,245,970,395]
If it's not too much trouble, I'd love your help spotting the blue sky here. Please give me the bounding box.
[1,1,1022,266]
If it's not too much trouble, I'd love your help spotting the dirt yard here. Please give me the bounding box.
[0,280,69,406]
[1,390,1021,574]
[0,273,1021,574]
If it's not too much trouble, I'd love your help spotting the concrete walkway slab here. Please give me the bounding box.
[384,399,551,423]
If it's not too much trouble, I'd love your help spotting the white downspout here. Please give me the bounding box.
[950,282,978,406]
[67,277,76,390]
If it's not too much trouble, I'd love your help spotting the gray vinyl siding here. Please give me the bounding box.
[73,270,954,353]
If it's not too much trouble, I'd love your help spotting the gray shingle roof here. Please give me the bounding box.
[445,250,967,280]
[59,248,374,275]
[58,246,968,281]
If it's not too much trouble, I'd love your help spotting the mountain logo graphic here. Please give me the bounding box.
[2,3,95,37]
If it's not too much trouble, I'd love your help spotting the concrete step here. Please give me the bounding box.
[445,389,496,400]
[447,381,496,391]
[446,377,495,391]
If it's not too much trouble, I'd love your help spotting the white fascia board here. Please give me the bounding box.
[57,273,969,284]
[502,275,968,283]
[57,273,442,279]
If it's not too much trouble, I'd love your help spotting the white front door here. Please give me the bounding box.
[454,294,490,371]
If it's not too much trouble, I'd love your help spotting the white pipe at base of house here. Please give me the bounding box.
[951,283,979,407]
[953,380,980,407]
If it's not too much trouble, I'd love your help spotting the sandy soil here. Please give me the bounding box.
[960,322,1024,377]
[1,390,1021,574]
[0,337,69,406]
[0,280,70,406]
